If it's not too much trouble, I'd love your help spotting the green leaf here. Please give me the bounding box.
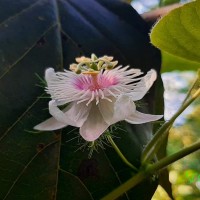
[161,51,200,72]
[0,0,163,199]
[151,0,200,64]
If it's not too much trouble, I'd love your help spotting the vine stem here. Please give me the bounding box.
[182,71,200,105]
[101,140,200,200]
[107,135,138,172]
[142,87,200,164]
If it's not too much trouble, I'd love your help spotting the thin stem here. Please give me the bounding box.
[101,171,147,200]
[107,135,138,172]
[147,140,200,172]
[142,88,200,164]
[182,75,200,105]
[143,72,200,163]
[101,140,200,200]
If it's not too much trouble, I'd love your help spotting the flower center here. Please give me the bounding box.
[83,71,100,90]
[73,70,119,92]
[82,71,99,76]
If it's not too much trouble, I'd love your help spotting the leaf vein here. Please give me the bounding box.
[0,93,45,142]
[60,0,128,63]
[2,139,60,200]
[0,0,43,28]
[58,168,94,200]
[0,23,57,80]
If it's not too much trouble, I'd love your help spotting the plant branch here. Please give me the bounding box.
[182,70,200,105]
[147,140,200,172]
[107,135,138,172]
[101,140,200,200]
[142,88,200,164]
[101,170,147,200]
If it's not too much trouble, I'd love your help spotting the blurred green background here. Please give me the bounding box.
[131,0,200,199]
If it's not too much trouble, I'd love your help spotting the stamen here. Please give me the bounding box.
[107,89,117,97]
[95,90,99,105]
[86,91,95,106]
[99,89,105,99]
[77,98,89,104]
[103,97,113,102]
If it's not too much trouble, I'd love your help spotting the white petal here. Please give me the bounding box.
[125,111,163,124]
[64,101,91,127]
[112,95,137,123]
[49,100,69,124]
[49,100,91,127]
[128,69,157,101]
[98,98,115,125]
[44,68,81,105]
[45,68,55,84]
[45,68,60,100]
[99,95,138,125]
[80,103,109,141]
[34,117,67,131]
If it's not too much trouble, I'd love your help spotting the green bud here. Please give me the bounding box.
[85,63,91,68]
[97,61,104,70]
[91,53,98,61]
[90,63,98,71]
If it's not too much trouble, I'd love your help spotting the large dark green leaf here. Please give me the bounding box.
[0,0,162,199]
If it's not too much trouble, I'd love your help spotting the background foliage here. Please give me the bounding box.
[141,0,200,199]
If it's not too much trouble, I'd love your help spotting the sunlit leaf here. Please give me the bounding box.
[151,0,200,64]
[161,51,200,72]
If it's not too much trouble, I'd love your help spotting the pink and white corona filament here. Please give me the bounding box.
[34,55,162,141]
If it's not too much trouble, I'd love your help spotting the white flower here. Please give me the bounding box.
[34,58,162,141]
